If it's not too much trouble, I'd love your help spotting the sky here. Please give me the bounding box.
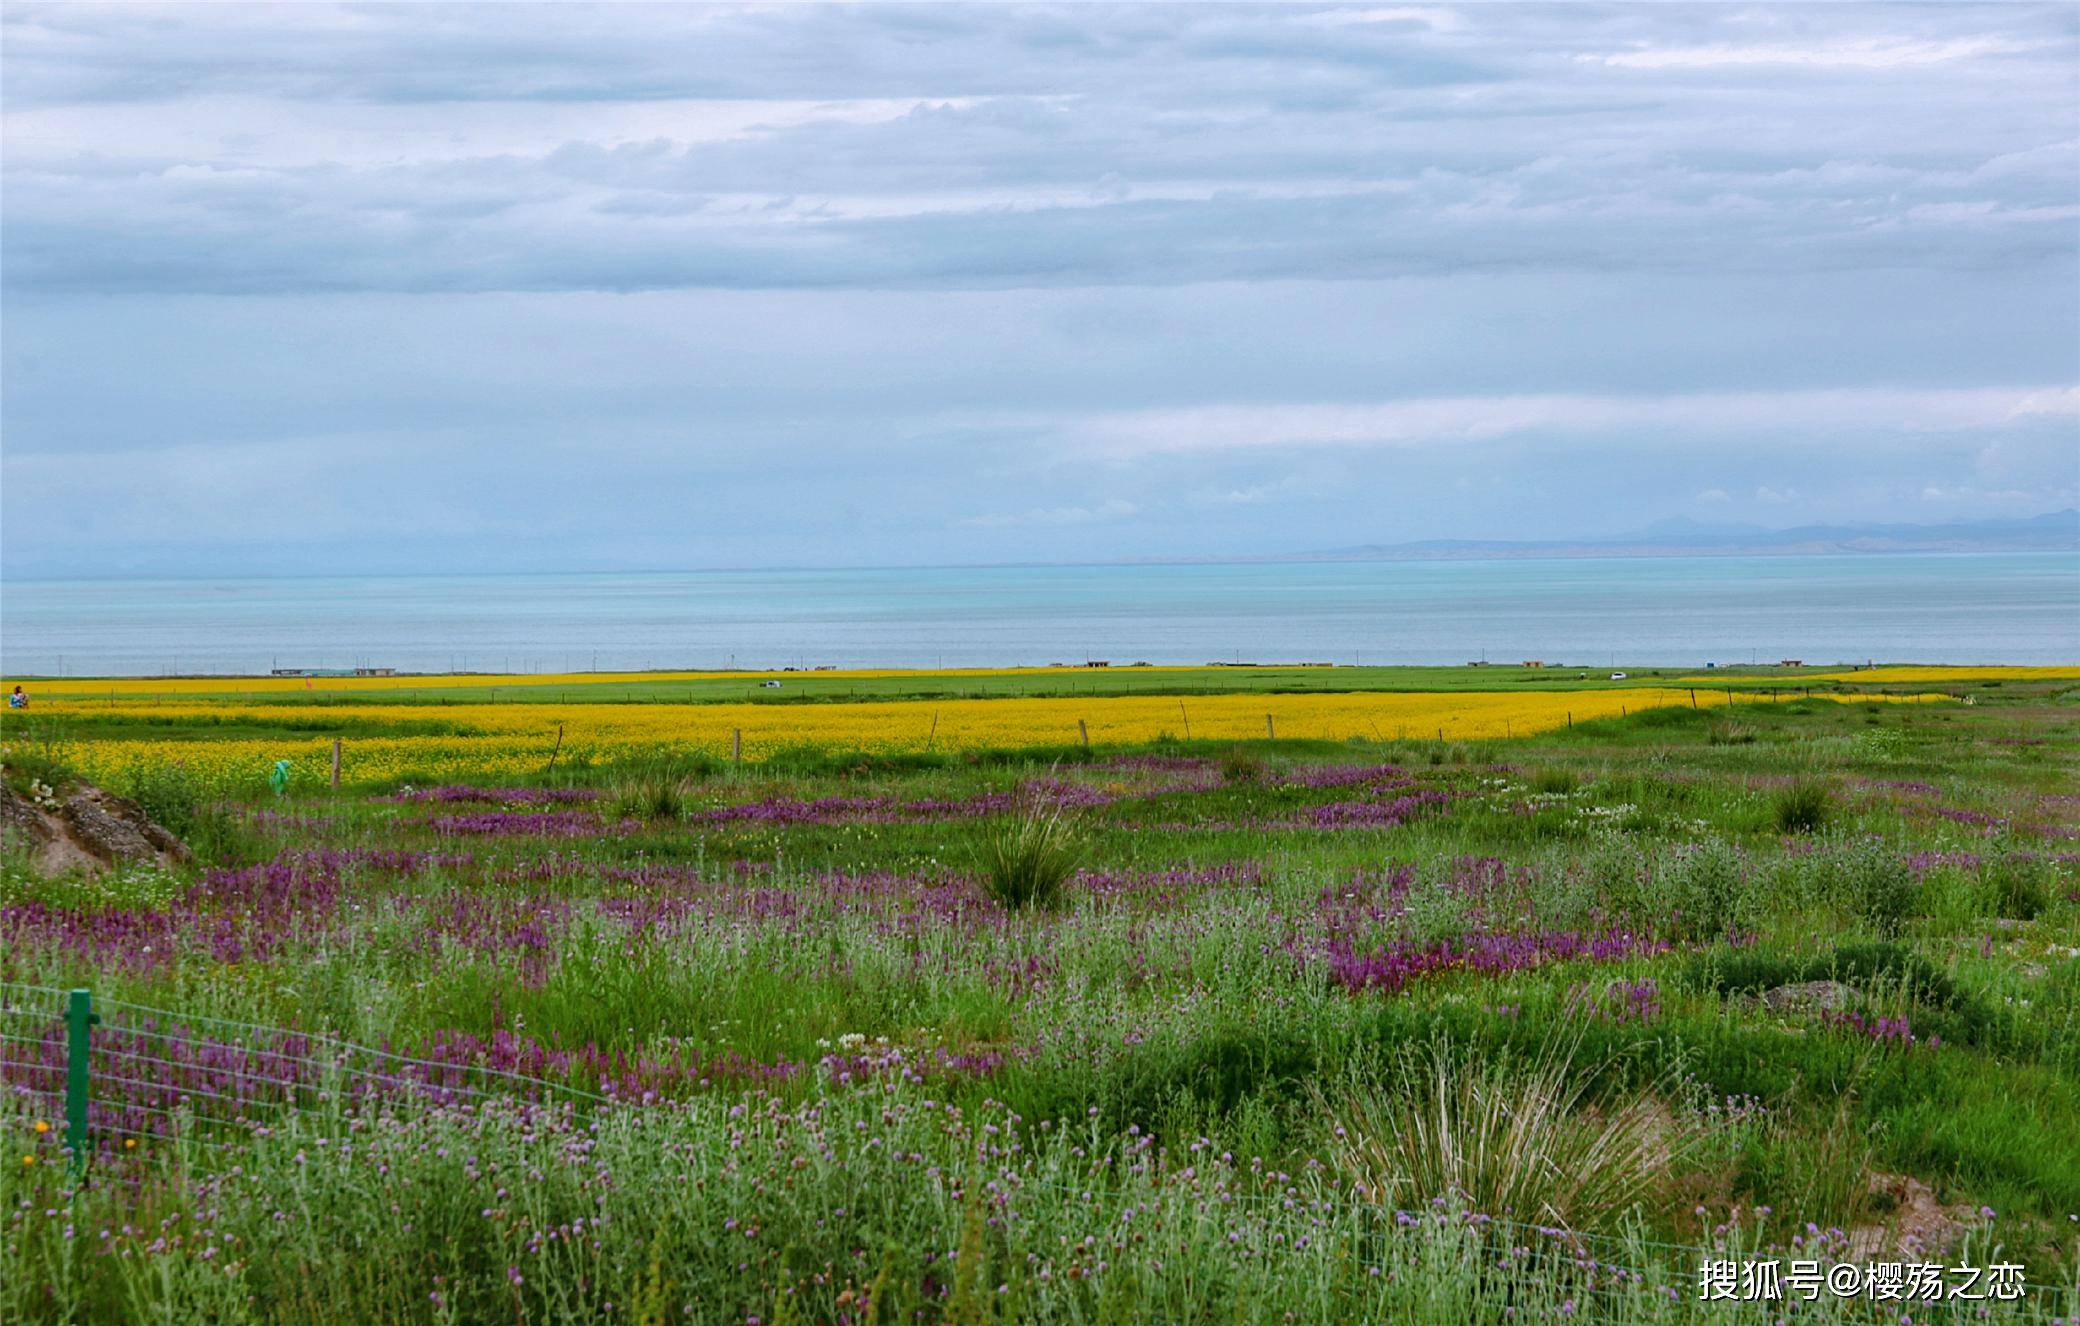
[2,2,2077,579]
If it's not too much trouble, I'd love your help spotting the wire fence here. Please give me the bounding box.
[4,981,2073,1314]
[0,982,604,1165]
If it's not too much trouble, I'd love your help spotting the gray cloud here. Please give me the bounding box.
[4,4,2074,294]
[2,3,2075,576]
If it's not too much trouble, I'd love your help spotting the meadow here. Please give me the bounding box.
[2,665,2076,1323]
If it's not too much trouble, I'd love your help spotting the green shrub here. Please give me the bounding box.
[1531,766,1578,795]
[1852,727,1909,761]
[2,747,80,802]
[1580,837,1650,924]
[1979,856,2052,921]
[1831,837,1916,936]
[119,762,255,865]
[972,801,1086,910]
[1683,941,1960,1008]
[1660,839,1750,940]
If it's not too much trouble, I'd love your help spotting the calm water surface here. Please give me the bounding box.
[2,554,2074,676]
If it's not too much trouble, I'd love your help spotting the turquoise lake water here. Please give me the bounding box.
[1,554,2074,676]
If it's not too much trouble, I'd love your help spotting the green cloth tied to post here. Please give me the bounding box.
[268,759,292,797]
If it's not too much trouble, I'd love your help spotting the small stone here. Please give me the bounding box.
[1758,980,1856,1013]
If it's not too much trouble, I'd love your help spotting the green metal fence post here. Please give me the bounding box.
[65,988,97,1176]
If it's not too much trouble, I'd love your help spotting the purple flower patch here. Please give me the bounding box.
[428,811,615,837]
[1326,927,1667,995]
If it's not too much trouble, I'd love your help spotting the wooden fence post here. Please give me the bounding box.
[330,739,342,789]
[1178,700,1191,740]
[1265,714,1275,740]
[544,723,565,775]
[1079,718,1090,749]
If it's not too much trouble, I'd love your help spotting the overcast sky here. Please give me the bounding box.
[3,2,2076,578]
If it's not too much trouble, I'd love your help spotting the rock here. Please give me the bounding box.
[142,822,193,863]
[1758,980,1857,1013]
[61,791,158,863]
[1,780,191,876]
[1,782,54,847]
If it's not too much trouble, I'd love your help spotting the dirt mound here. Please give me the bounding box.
[1,781,191,876]
[1848,1174,1981,1260]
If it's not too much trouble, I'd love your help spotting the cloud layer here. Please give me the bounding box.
[2,3,2075,575]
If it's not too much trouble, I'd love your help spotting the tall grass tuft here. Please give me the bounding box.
[1329,1039,1689,1233]
[973,800,1086,910]
[1771,780,1832,834]
[1218,749,1266,785]
[608,772,690,822]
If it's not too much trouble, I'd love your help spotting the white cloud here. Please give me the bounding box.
[2008,386,2080,419]
[958,498,1139,529]
[1069,387,2080,457]
[1589,38,2042,71]
[1295,7,1463,32]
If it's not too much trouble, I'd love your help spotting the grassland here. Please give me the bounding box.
[2,666,2076,1322]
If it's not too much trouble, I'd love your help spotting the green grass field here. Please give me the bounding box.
[3,671,2076,1322]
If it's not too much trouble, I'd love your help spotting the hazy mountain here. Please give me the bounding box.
[1287,510,2079,562]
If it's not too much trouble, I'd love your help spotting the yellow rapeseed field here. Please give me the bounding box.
[11,687,1928,787]
[1791,666,2080,684]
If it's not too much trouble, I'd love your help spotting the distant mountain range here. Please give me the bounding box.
[1281,509,2080,562]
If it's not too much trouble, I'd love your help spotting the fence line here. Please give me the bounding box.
[1,984,607,1171]
[4,982,2073,1308]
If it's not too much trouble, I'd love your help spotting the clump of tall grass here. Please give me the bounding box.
[1218,749,1266,785]
[1771,780,1832,834]
[607,772,690,822]
[972,800,1086,910]
[1327,1038,1693,1233]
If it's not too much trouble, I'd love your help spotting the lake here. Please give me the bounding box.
[2,553,2074,676]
